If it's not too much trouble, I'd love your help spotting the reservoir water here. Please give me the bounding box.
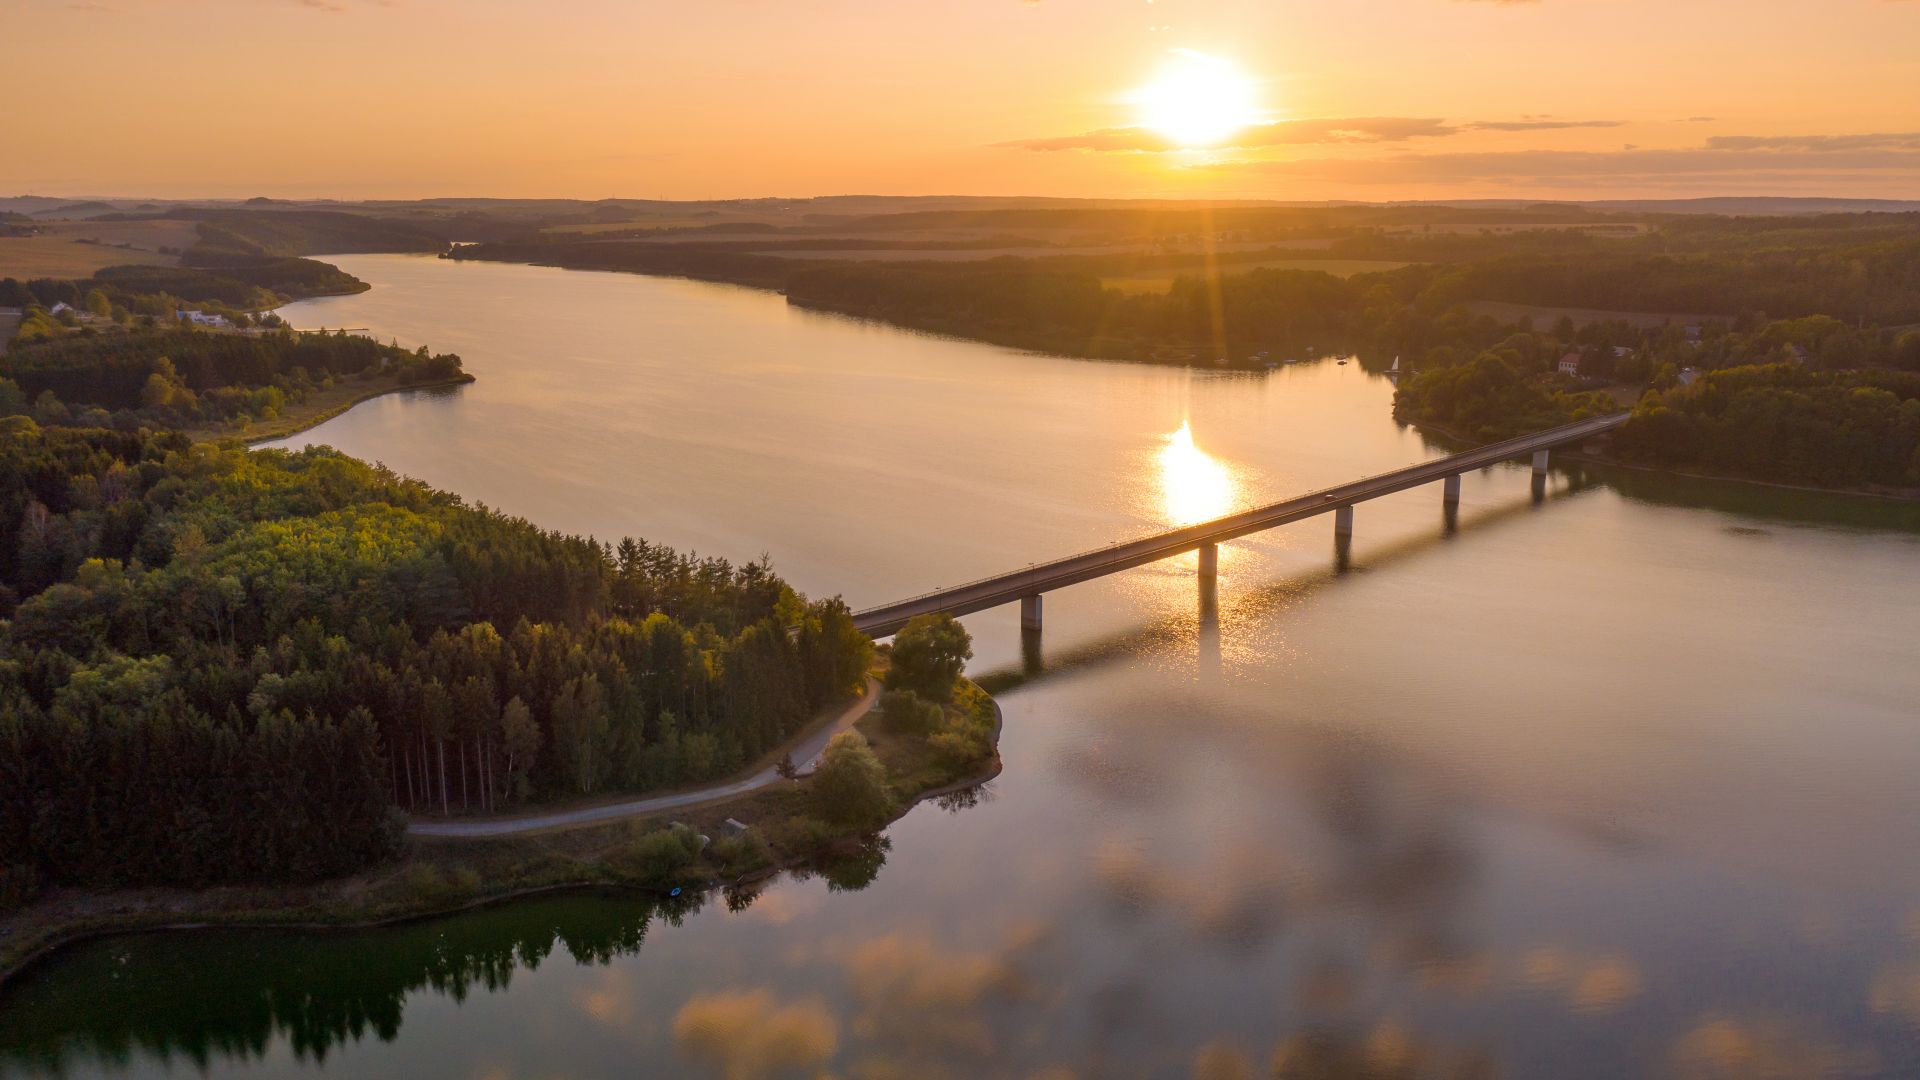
[6,254,1920,1078]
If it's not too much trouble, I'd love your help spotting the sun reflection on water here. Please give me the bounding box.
[1159,420,1234,526]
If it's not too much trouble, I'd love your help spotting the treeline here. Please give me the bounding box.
[461,211,1920,371]
[785,261,1371,361]
[0,328,464,431]
[1425,240,1920,326]
[1392,351,1619,442]
[0,427,872,887]
[0,257,368,320]
[178,209,450,266]
[1614,365,1920,488]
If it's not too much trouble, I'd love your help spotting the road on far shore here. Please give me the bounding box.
[407,676,882,839]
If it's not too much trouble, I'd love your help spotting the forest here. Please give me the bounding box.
[1612,365,1920,488]
[453,211,1920,370]
[1,327,466,430]
[0,425,873,888]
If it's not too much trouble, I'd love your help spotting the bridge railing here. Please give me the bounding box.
[852,412,1627,625]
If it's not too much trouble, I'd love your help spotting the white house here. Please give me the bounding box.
[48,301,74,316]
[178,309,229,327]
[1557,352,1582,376]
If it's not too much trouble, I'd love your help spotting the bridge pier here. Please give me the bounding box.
[1442,473,1461,507]
[1532,449,1550,476]
[1334,504,1354,539]
[1197,542,1218,579]
[1020,593,1043,632]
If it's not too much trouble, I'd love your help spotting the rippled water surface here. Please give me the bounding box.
[6,255,1920,1078]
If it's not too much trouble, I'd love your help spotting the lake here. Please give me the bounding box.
[5,254,1920,1078]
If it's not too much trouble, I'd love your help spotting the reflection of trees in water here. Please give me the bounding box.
[0,838,898,1076]
[0,893,671,1073]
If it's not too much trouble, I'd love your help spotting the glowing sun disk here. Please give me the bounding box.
[1132,51,1263,148]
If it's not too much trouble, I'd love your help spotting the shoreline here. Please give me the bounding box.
[1403,414,1920,504]
[0,686,1005,991]
[214,372,476,447]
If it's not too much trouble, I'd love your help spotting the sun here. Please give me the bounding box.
[1130,50,1264,149]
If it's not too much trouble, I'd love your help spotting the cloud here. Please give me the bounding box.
[1003,117,1457,153]
[672,989,839,1079]
[1468,119,1623,131]
[1706,131,1920,152]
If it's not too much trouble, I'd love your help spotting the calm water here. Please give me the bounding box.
[7,255,1920,1078]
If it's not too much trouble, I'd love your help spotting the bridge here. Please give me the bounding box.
[851,412,1629,638]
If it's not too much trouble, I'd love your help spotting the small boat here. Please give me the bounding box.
[1390,355,1401,373]
[1336,359,1348,366]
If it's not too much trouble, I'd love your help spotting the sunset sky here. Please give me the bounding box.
[8,0,1919,201]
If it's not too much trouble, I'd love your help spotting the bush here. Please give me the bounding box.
[401,864,478,905]
[880,689,943,735]
[885,613,972,703]
[809,731,894,831]
[610,823,704,885]
[762,815,836,854]
[708,831,771,875]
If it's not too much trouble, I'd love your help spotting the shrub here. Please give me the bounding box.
[880,689,943,735]
[708,831,771,875]
[610,823,704,885]
[809,731,894,831]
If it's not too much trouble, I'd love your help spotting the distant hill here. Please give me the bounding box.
[40,201,121,218]
[179,209,450,265]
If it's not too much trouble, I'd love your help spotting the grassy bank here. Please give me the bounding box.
[0,677,1002,989]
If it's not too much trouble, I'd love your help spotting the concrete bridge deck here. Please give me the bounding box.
[851,413,1629,637]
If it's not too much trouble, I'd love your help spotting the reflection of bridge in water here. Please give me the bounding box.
[976,465,1608,694]
[852,413,1630,640]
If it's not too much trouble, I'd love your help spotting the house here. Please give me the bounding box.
[1677,367,1703,387]
[1787,344,1811,367]
[1611,345,1633,359]
[178,309,229,327]
[1557,352,1582,376]
[48,301,74,316]
[1682,324,1703,344]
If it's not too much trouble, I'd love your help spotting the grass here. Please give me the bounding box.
[0,221,195,279]
[1100,258,1409,295]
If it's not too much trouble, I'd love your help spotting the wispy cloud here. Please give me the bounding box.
[1468,119,1623,131]
[1706,132,1920,152]
[1006,116,1633,153]
[1003,117,1458,153]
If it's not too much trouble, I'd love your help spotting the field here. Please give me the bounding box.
[1101,257,1409,294]
[0,219,195,279]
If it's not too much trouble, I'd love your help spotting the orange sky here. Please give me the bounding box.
[7,0,1919,200]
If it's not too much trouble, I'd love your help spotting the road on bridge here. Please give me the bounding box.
[853,412,1629,636]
